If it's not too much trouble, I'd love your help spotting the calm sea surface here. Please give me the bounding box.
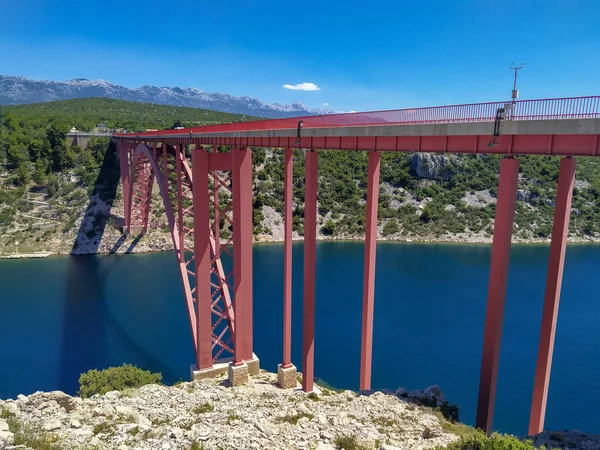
[1,242,599,436]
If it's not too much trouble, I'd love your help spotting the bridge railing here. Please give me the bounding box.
[116,96,600,137]
[295,96,600,128]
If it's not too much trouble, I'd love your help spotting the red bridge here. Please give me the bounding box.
[113,96,600,436]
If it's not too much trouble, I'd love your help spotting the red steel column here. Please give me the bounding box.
[528,157,576,435]
[176,144,185,263]
[233,147,254,364]
[476,157,520,434]
[119,141,131,230]
[360,151,381,391]
[213,145,220,251]
[282,148,294,368]
[192,147,212,369]
[302,150,318,392]
[162,143,168,188]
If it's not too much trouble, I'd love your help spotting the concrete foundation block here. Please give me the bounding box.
[228,362,249,387]
[190,362,229,381]
[277,364,298,389]
[245,353,260,376]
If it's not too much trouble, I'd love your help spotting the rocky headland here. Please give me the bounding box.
[0,371,461,450]
[1,369,599,450]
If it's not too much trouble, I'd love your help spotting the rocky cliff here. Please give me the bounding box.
[0,371,461,450]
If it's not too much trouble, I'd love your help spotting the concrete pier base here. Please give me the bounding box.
[245,353,260,376]
[277,364,298,389]
[228,362,249,387]
[191,353,260,383]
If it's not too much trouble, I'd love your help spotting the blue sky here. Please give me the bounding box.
[1,0,599,112]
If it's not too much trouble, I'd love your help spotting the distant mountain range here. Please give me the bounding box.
[0,75,333,118]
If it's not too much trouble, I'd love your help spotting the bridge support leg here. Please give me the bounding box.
[302,150,318,393]
[476,157,520,434]
[360,151,381,391]
[278,148,297,389]
[176,145,185,263]
[162,144,167,188]
[119,141,131,232]
[192,147,213,371]
[528,157,576,435]
[230,146,257,386]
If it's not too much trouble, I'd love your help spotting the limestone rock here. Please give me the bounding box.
[42,419,62,431]
[297,403,311,416]
[2,402,19,416]
[0,430,14,447]
[316,444,336,450]
[105,390,121,400]
[0,371,461,450]
[410,153,457,181]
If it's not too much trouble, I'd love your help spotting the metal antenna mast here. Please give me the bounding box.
[510,62,524,103]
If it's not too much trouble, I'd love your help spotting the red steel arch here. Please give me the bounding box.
[122,142,237,369]
[127,143,199,352]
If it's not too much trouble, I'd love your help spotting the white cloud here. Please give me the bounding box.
[322,102,329,106]
[282,82,320,91]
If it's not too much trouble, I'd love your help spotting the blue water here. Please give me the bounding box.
[1,242,599,437]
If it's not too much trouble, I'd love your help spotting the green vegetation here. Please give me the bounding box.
[255,149,600,239]
[0,98,253,255]
[3,97,600,250]
[227,413,241,424]
[3,97,256,133]
[193,403,214,414]
[332,434,371,450]
[276,412,314,425]
[92,421,115,435]
[436,431,540,450]
[6,416,62,450]
[78,364,162,398]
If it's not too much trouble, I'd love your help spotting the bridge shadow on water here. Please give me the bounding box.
[58,140,176,395]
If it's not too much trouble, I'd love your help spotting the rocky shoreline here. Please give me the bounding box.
[1,370,598,450]
[3,232,600,260]
[0,371,463,450]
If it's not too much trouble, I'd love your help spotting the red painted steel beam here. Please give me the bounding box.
[212,145,220,253]
[181,134,600,157]
[528,157,576,435]
[119,141,131,230]
[302,150,318,392]
[282,148,294,368]
[116,133,600,158]
[162,144,168,188]
[476,157,520,434]
[192,148,212,370]
[233,147,254,364]
[360,151,381,391]
[176,145,185,264]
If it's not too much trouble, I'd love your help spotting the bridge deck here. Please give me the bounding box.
[115,96,600,156]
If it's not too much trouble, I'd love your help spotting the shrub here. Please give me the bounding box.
[332,434,370,450]
[440,431,537,450]
[78,364,162,398]
[321,219,337,236]
[193,403,214,414]
[382,219,399,236]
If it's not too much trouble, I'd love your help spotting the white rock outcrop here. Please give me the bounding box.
[0,371,459,450]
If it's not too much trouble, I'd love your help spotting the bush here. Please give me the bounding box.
[321,219,337,236]
[441,431,537,450]
[78,364,162,398]
[382,219,399,236]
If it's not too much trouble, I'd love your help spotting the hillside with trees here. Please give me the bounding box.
[1,98,600,257]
